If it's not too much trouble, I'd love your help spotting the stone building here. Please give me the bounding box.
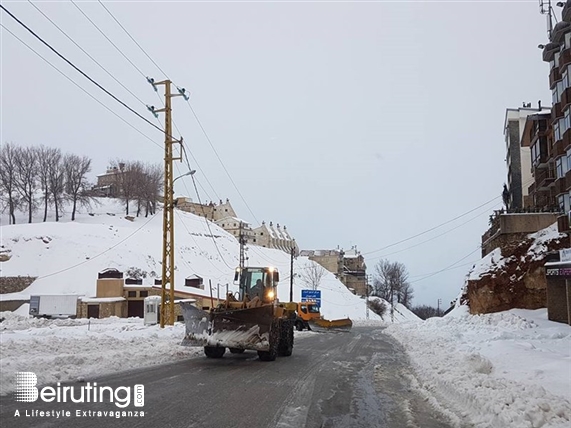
[251,221,298,255]
[299,246,368,296]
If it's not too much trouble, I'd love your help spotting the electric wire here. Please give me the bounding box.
[409,245,483,284]
[363,195,500,256]
[0,4,166,136]
[95,0,221,202]
[0,23,163,152]
[70,0,146,79]
[36,214,159,280]
[367,202,503,261]
[190,174,235,270]
[28,0,149,110]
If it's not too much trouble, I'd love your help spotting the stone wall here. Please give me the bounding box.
[466,233,568,315]
[0,276,36,294]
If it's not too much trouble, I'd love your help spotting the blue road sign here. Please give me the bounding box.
[301,289,321,307]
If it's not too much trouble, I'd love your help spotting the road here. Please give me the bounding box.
[0,327,459,428]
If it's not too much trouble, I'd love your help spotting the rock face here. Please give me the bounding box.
[463,224,569,315]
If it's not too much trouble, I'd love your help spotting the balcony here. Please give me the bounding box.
[550,67,562,88]
[552,102,562,123]
[532,136,550,168]
[553,137,566,157]
[566,169,571,191]
[544,42,561,62]
[537,167,556,190]
[554,176,567,195]
[562,87,571,110]
[561,47,571,69]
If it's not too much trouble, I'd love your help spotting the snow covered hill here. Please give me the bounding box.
[0,197,379,322]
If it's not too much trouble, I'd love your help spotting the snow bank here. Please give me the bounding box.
[0,312,200,395]
[385,308,571,428]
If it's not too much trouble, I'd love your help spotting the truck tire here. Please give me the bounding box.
[258,321,279,361]
[278,320,294,357]
[204,346,225,358]
[229,348,245,354]
[295,320,304,331]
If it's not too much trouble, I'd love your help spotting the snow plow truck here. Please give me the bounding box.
[180,267,296,361]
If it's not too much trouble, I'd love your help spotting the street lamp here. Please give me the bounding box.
[173,169,196,184]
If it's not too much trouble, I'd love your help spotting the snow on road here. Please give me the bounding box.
[1,306,569,428]
[386,307,571,428]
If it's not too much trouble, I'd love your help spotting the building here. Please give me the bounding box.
[176,198,237,222]
[504,105,551,210]
[77,268,224,320]
[300,246,368,296]
[251,221,298,254]
[92,164,125,197]
[540,5,571,233]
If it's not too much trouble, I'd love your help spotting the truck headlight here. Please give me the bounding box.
[267,290,275,300]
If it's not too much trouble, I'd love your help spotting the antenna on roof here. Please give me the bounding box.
[539,0,559,40]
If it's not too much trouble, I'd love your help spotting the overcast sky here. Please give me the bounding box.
[1,1,554,307]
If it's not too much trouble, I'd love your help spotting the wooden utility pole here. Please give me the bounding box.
[289,246,295,302]
[239,221,246,284]
[147,78,188,327]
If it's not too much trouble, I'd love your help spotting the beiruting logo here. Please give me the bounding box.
[15,372,144,408]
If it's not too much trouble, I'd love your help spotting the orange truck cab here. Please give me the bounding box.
[295,301,320,330]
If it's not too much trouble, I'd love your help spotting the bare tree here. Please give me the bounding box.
[0,142,19,224]
[411,305,440,320]
[48,149,65,222]
[37,146,61,222]
[300,262,327,290]
[372,259,413,309]
[14,146,38,223]
[140,163,162,217]
[64,153,92,221]
[111,160,140,215]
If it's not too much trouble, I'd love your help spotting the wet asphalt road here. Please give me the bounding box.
[0,326,457,428]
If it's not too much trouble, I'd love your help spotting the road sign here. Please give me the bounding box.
[301,289,321,307]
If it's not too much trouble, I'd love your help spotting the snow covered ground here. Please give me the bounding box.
[385,307,571,428]
[0,197,378,322]
[1,306,568,428]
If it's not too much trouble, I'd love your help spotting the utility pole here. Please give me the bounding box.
[289,245,295,302]
[147,78,188,327]
[366,274,371,320]
[239,221,246,283]
[437,298,442,317]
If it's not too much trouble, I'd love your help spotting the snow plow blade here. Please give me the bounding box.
[181,302,275,351]
[309,318,353,331]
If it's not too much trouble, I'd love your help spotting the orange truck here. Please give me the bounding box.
[295,301,352,331]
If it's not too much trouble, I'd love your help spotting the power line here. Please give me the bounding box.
[0,4,165,136]
[97,0,169,79]
[0,22,162,152]
[70,0,146,79]
[409,245,482,284]
[95,0,223,202]
[190,174,235,270]
[363,195,500,256]
[36,214,159,280]
[27,0,148,110]
[368,202,502,261]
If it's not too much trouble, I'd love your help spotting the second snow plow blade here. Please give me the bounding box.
[309,317,353,331]
[181,302,275,351]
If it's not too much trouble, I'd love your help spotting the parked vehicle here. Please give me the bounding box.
[29,295,78,318]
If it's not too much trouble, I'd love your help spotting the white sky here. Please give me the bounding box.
[0,1,555,307]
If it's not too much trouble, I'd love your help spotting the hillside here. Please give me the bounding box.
[0,198,384,321]
[457,223,568,314]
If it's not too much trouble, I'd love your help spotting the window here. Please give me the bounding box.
[558,80,564,102]
[140,291,148,298]
[558,194,570,212]
[531,142,539,167]
[555,121,561,142]
[553,87,559,106]
[556,156,568,178]
[566,109,571,133]
[127,291,136,298]
[567,148,571,171]
[551,59,556,69]
[555,52,561,67]
[146,304,155,313]
[564,69,570,90]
